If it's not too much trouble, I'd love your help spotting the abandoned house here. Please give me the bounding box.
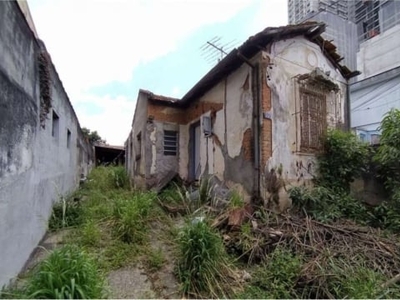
[125,22,359,209]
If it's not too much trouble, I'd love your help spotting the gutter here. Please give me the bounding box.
[237,51,261,200]
[346,80,351,131]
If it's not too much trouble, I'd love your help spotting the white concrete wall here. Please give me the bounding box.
[351,75,400,132]
[266,37,347,186]
[357,24,400,81]
[0,2,93,287]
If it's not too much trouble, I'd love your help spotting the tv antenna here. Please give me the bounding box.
[200,36,239,65]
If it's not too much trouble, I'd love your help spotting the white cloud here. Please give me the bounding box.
[74,94,135,146]
[29,0,287,145]
[30,0,255,94]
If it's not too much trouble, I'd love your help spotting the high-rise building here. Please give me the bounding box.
[288,0,357,71]
[354,0,400,43]
[288,0,354,24]
[351,1,400,143]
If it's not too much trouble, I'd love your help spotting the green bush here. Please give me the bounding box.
[374,109,400,190]
[177,220,235,298]
[317,129,369,191]
[289,186,368,223]
[23,245,105,299]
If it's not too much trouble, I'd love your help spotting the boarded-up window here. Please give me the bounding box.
[164,130,178,156]
[300,88,326,152]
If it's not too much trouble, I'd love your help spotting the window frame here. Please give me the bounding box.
[298,87,327,153]
[163,130,178,156]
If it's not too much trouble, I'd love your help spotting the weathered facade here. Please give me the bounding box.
[125,23,358,209]
[0,1,93,287]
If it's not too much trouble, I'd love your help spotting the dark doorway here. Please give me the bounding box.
[189,121,201,181]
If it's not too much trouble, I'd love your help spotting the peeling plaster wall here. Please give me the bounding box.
[126,93,148,188]
[178,63,255,198]
[262,37,347,209]
[145,121,179,188]
[0,1,93,287]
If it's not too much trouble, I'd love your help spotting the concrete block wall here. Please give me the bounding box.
[0,1,93,287]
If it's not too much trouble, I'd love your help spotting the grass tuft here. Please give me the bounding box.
[48,196,83,231]
[177,220,236,298]
[111,191,156,243]
[23,245,106,299]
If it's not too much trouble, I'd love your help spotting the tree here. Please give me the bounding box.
[81,127,105,144]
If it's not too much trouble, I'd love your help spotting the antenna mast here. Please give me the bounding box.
[200,37,238,65]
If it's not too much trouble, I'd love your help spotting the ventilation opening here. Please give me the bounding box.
[52,110,59,140]
[67,129,71,148]
[164,130,178,156]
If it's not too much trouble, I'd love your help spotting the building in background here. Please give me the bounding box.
[288,0,357,73]
[351,0,400,144]
[288,0,354,24]
[355,0,400,44]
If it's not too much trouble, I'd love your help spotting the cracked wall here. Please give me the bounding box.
[0,1,93,287]
[261,37,348,210]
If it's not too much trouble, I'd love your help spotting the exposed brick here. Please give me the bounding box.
[147,103,186,124]
[147,101,223,125]
[184,102,223,124]
[242,128,253,161]
[261,55,272,166]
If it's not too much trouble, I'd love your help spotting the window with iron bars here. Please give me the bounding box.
[299,88,327,152]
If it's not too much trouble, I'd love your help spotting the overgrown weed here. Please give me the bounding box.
[14,245,106,299]
[48,195,83,231]
[111,191,156,243]
[177,220,237,298]
[146,247,165,271]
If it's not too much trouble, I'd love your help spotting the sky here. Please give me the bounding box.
[29,0,288,145]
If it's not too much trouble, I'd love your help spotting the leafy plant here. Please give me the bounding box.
[374,109,400,190]
[177,220,236,298]
[317,129,369,191]
[23,245,105,299]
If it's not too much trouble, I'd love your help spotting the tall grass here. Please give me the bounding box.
[23,245,106,299]
[49,196,83,231]
[177,220,236,298]
[111,191,156,243]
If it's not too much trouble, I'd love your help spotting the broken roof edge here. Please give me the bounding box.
[139,89,180,104]
[129,88,180,128]
[179,22,359,105]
